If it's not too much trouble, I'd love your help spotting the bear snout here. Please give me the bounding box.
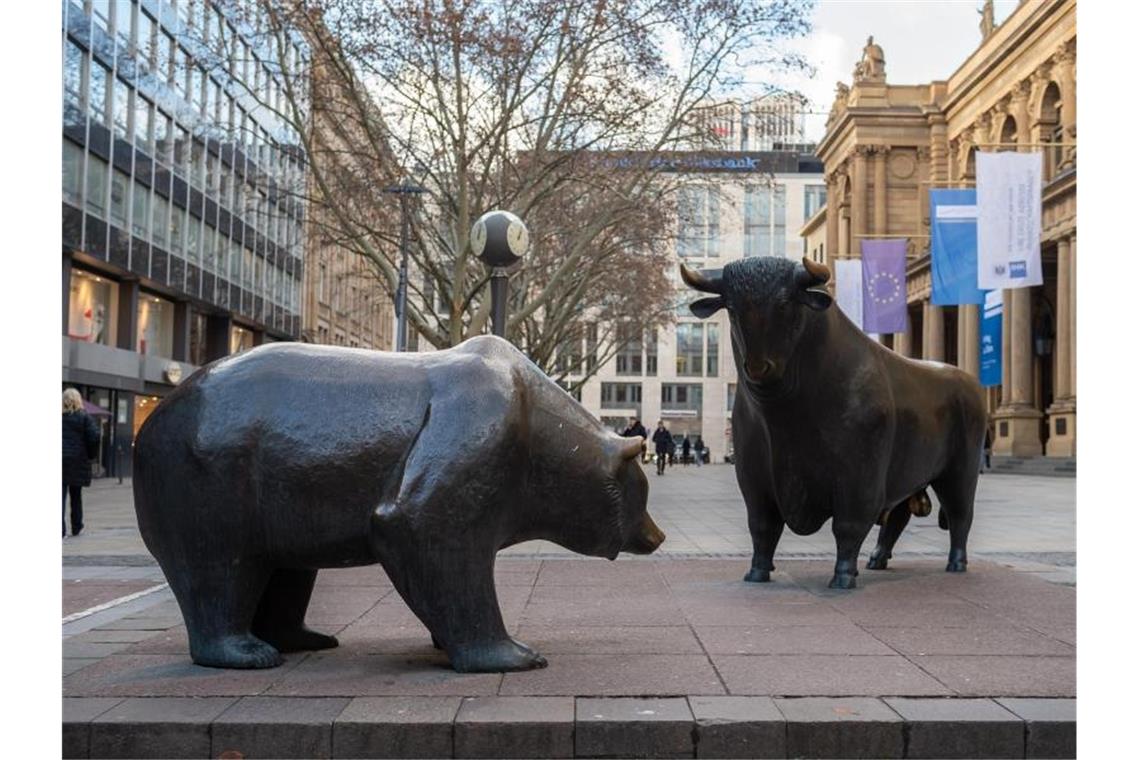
[623,512,666,555]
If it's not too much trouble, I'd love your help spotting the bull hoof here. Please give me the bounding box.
[449,638,548,673]
[191,634,283,669]
[257,626,338,653]
[743,567,772,583]
[828,573,858,590]
[946,549,968,573]
[866,551,890,570]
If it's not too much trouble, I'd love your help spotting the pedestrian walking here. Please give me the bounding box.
[666,435,676,467]
[981,424,993,473]
[694,435,705,467]
[622,417,649,463]
[682,435,691,465]
[62,388,100,537]
[652,421,671,476]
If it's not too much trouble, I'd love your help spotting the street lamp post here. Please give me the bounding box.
[383,183,427,351]
[471,210,529,338]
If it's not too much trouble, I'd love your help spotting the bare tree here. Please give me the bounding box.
[205,0,811,379]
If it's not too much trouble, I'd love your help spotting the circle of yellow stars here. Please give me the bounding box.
[866,271,902,304]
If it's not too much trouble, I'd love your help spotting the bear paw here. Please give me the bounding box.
[191,634,283,669]
[449,638,548,673]
[828,572,858,590]
[743,566,772,583]
[257,626,339,653]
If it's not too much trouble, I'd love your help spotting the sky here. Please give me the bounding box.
[755,0,1021,141]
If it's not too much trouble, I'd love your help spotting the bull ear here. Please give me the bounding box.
[690,296,726,319]
[798,287,833,311]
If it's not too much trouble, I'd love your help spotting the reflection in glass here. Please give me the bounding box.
[64,41,85,128]
[63,141,84,205]
[69,269,119,346]
[230,325,253,354]
[88,62,108,124]
[132,182,150,238]
[110,170,129,228]
[137,294,174,357]
[86,154,108,216]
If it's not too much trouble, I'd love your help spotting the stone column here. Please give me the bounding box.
[852,147,869,247]
[1046,235,1075,456]
[1054,41,1077,170]
[1069,234,1076,398]
[825,171,841,271]
[923,301,944,361]
[895,310,912,357]
[873,146,888,233]
[993,285,1042,457]
[958,304,980,378]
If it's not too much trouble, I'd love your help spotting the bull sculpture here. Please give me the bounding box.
[133,336,665,672]
[681,256,987,589]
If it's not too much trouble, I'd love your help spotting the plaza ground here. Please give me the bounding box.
[62,465,1075,758]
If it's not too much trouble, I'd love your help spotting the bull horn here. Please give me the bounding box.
[679,264,723,294]
[608,435,644,462]
[795,256,831,288]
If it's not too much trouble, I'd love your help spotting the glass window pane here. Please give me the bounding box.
[132,182,150,238]
[135,95,152,150]
[64,42,85,128]
[773,186,786,257]
[152,195,168,247]
[170,206,183,252]
[63,141,84,205]
[115,0,133,49]
[86,154,108,216]
[675,323,704,377]
[88,62,108,123]
[92,0,111,32]
[186,215,200,262]
[706,323,719,377]
[113,79,130,139]
[137,293,175,358]
[110,170,130,228]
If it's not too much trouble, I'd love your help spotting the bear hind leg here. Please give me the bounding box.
[867,500,912,570]
[252,568,338,653]
[168,563,283,669]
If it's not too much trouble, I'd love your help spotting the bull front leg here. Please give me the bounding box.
[742,491,784,583]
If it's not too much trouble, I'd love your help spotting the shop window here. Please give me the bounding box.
[68,269,119,346]
[230,325,253,354]
[133,395,161,439]
[137,293,175,358]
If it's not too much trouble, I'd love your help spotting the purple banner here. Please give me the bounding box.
[861,239,907,333]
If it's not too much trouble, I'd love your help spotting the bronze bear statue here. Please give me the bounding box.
[133,335,664,673]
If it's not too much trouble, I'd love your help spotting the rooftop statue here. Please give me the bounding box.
[854,35,886,82]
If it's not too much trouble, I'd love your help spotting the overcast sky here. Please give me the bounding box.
[753,0,1021,141]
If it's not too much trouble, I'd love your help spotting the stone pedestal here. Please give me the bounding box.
[1045,400,1076,457]
[992,406,1043,458]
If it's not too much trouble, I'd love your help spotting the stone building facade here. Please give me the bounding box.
[812,0,1075,459]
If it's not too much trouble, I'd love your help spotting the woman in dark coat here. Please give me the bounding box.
[652,421,671,476]
[62,388,100,537]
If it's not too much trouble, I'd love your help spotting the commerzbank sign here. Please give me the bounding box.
[588,151,805,174]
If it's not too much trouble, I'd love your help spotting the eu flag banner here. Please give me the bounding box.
[980,289,1003,387]
[977,151,1043,290]
[931,189,985,305]
[861,239,907,334]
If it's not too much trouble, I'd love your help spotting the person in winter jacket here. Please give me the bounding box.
[622,418,649,462]
[62,388,100,537]
[682,435,692,465]
[652,421,671,476]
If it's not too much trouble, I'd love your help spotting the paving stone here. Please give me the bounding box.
[776,697,904,759]
[712,654,951,696]
[63,653,302,697]
[267,652,502,697]
[689,696,784,758]
[211,697,350,759]
[62,640,136,659]
[123,626,190,655]
[333,696,460,758]
[535,559,665,588]
[997,698,1076,758]
[695,623,895,655]
[866,623,1075,656]
[67,628,158,644]
[884,698,1024,758]
[513,625,704,654]
[89,696,237,759]
[454,696,574,758]
[63,658,101,677]
[576,697,694,759]
[63,697,123,759]
[910,655,1075,696]
[499,654,724,696]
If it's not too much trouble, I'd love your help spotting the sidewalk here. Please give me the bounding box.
[62,467,1076,758]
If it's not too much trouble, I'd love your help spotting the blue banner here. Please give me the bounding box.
[931,189,985,305]
[979,290,1002,387]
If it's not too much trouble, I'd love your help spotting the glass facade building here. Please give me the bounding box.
[62,0,307,477]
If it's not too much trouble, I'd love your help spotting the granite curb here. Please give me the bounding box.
[64,695,1075,759]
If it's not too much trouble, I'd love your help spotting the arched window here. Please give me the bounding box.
[999,115,1018,150]
[965,146,977,180]
[1038,82,1063,177]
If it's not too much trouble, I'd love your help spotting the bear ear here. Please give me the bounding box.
[690,296,726,319]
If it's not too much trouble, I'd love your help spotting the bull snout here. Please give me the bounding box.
[624,512,666,555]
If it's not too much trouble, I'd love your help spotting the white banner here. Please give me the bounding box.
[835,259,864,331]
[977,152,1043,289]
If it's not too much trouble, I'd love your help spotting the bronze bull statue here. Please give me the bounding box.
[133,335,664,672]
[682,256,987,589]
